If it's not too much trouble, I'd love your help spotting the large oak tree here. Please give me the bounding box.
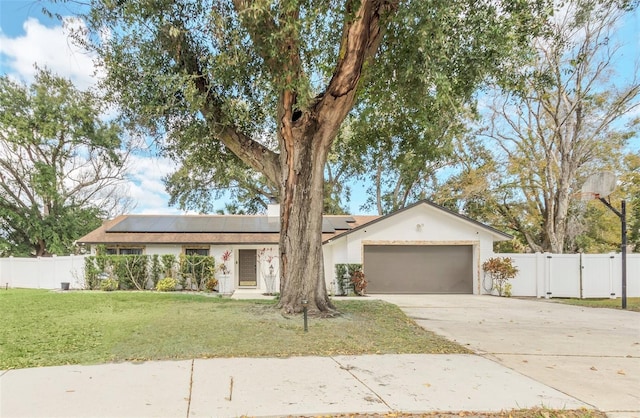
[79,0,548,313]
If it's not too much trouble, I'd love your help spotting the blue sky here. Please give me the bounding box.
[1,1,638,215]
[0,0,202,214]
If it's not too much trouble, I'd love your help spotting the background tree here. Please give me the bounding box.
[346,110,464,215]
[80,0,548,313]
[618,152,640,252]
[437,0,639,253]
[0,69,130,256]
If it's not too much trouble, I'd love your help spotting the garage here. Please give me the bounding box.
[322,200,512,295]
[363,244,473,294]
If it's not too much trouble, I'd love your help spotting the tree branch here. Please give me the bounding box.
[159,19,281,186]
[314,0,398,146]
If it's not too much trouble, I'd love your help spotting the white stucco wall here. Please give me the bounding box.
[323,203,503,295]
[144,244,183,256]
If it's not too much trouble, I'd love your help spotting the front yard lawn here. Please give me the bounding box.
[0,289,468,369]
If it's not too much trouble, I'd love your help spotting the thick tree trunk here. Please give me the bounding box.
[270,1,393,314]
[277,129,335,314]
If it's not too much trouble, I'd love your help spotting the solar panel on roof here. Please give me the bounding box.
[324,217,355,231]
[154,217,177,231]
[106,215,355,234]
[225,217,244,231]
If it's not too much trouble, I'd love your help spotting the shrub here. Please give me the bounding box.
[113,255,148,290]
[205,278,218,292]
[180,255,215,290]
[335,264,362,295]
[84,254,212,292]
[85,255,147,291]
[161,254,177,278]
[150,255,162,288]
[351,270,367,296]
[84,257,100,290]
[156,277,177,292]
[218,250,232,275]
[100,278,119,291]
[504,282,513,297]
[482,257,518,297]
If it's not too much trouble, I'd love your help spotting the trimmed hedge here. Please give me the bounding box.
[84,254,214,291]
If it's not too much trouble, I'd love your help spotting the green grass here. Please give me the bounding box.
[552,297,640,312]
[0,289,468,369]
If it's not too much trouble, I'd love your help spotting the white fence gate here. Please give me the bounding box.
[0,255,87,290]
[582,254,617,298]
[491,252,640,298]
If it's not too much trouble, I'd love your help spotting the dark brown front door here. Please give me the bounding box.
[238,249,257,286]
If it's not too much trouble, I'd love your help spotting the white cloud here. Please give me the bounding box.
[125,155,185,214]
[0,17,99,90]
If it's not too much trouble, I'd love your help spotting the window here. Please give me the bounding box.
[120,248,143,255]
[185,248,209,256]
[105,247,143,255]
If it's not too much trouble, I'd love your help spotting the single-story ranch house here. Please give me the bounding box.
[77,200,511,296]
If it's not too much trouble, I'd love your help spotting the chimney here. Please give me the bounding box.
[267,197,280,220]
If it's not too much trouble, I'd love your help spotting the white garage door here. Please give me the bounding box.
[363,245,473,294]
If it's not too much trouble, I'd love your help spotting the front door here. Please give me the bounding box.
[238,249,257,286]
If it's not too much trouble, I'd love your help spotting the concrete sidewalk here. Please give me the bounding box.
[0,354,587,418]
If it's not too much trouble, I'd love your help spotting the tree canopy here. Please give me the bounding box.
[79,0,550,312]
[0,69,130,256]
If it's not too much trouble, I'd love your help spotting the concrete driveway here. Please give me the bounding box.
[375,295,640,418]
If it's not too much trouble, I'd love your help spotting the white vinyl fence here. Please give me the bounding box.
[0,255,87,290]
[490,252,640,298]
[2,252,639,298]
